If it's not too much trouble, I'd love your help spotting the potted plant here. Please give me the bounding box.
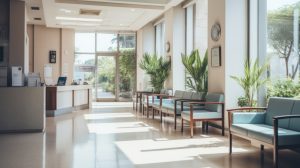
[139,53,171,93]
[181,49,208,93]
[231,58,269,107]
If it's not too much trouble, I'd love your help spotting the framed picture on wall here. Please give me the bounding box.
[211,46,221,67]
[49,50,56,63]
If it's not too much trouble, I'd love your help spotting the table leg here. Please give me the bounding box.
[139,93,142,113]
[135,93,138,112]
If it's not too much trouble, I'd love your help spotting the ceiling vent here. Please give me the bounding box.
[80,9,101,16]
[31,6,40,10]
[33,18,42,21]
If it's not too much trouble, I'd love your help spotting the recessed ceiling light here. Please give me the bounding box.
[130,8,136,12]
[119,24,123,26]
[59,9,72,13]
[60,22,101,26]
[56,16,103,22]
[80,9,101,16]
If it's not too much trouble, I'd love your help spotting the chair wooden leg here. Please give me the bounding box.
[261,144,264,151]
[229,133,232,154]
[222,118,225,136]
[147,107,149,118]
[181,119,184,132]
[202,121,205,132]
[133,102,135,110]
[205,121,208,133]
[190,120,194,138]
[152,108,155,119]
[273,145,278,168]
[160,111,163,123]
[174,115,177,130]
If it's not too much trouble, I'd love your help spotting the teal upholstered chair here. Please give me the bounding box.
[159,91,206,130]
[152,90,185,120]
[228,97,300,168]
[181,93,225,137]
[142,89,171,118]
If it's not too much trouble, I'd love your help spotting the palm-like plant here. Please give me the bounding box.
[139,53,171,93]
[231,58,269,107]
[181,49,208,93]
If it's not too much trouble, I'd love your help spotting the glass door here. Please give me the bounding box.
[96,56,117,101]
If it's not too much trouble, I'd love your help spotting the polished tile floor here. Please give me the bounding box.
[1,102,300,168]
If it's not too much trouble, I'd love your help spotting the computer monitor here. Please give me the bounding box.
[57,77,67,86]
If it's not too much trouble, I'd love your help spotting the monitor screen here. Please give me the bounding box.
[57,77,67,86]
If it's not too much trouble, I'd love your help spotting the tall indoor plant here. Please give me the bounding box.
[181,49,208,93]
[139,53,171,93]
[231,58,269,107]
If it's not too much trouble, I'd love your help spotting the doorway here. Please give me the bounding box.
[95,55,117,101]
[74,32,136,102]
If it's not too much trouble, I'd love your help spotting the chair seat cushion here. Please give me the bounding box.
[181,110,222,121]
[231,124,300,146]
[161,103,204,115]
[143,98,159,105]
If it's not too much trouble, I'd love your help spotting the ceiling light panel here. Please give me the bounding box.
[56,16,103,22]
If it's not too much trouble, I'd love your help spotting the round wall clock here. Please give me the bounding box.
[211,23,221,42]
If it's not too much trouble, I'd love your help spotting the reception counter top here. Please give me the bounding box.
[46,85,92,117]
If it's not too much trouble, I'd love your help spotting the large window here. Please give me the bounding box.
[185,4,195,55]
[155,22,166,57]
[74,33,96,85]
[252,0,300,101]
[266,0,300,81]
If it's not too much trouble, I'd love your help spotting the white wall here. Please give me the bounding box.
[207,0,225,93]
[136,23,155,90]
[207,0,248,127]
[172,6,186,91]
[195,0,208,55]
[164,8,174,89]
[225,0,247,110]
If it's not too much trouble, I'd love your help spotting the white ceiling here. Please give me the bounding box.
[26,0,185,31]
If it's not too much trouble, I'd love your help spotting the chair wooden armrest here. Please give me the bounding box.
[227,107,267,112]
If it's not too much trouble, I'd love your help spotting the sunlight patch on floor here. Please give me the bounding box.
[92,102,132,108]
[87,121,157,134]
[115,138,247,165]
[84,113,135,120]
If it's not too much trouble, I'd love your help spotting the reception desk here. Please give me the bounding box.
[46,85,92,117]
[0,87,45,133]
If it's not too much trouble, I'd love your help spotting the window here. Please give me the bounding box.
[155,22,165,57]
[74,33,96,84]
[119,34,136,50]
[251,0,300,102]
[265,0,300,81]
[75,33,95,53]
[96,33,117,52]
[185,4,195,55]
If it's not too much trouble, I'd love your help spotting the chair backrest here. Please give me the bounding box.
[191,92,206,100]
[265,97,294,128]
[174,90,184,99]
[204,93,224,112]
[182,91,193,99]
[289,99,300,131]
